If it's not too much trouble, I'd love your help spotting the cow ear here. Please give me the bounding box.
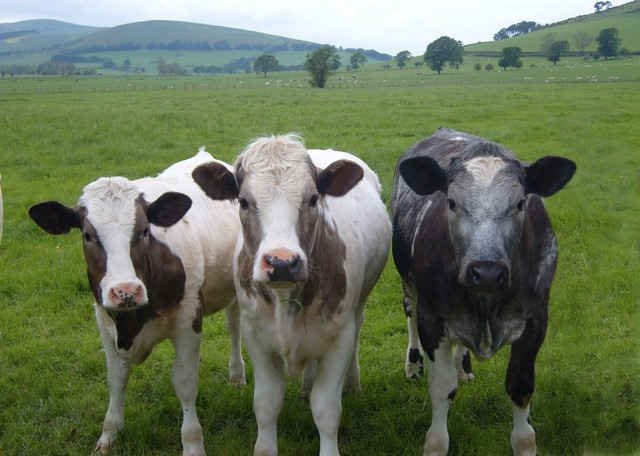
[399,156,447,195]
[147,192,192,227]
[29,201,81,234]
[192,162,239,200]
[317,160,363,197]
[525,156,576,197]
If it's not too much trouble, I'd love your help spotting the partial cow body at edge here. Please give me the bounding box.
[29,149,246,456]
[391,128,575,456]
[193,135,391,456]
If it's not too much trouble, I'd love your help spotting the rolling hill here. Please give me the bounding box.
[466,0,640,54]
[0,19,391,71]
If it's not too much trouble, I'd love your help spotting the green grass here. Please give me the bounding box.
[0,58,638,455]
[466,0,640,53]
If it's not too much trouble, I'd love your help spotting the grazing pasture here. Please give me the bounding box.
[0,60,638,455]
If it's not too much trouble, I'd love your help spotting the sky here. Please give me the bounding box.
[0,0,604,54]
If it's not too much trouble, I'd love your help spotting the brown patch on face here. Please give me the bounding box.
[80,210,107,304]
[107,197,186,350]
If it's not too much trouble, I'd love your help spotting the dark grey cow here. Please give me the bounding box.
[391,128,575,455]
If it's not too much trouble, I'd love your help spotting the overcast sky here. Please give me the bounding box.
[0,0,603,54]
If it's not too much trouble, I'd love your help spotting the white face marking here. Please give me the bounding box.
[81,177,147,308]
[236,135,314,283]
[464,156,506,186]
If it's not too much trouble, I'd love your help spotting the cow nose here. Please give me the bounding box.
[262,250,303,283]
[109,283,144,308]
[466,261,509,291]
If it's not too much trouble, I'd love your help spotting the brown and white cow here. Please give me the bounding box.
[392,128,575,455]
[28,149,245,456]
[192,135,391,456]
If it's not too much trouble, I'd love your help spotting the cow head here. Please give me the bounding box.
[400,142,575,292]
[193,134,362,289]
[29,177,192,311]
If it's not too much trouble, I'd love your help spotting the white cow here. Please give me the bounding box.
[28,149,245,455]
[192,135,391,456]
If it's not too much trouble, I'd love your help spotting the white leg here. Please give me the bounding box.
[225,300,246,386]
[301,359,317,397]
[310,320,356,456]
[245,330,285,456]
[424,341,457,456]
[405,295,424,379]
[172,330,205,456]
[95,329,131,454]
[455,346,474,382]
[511,403,536,456]
[345,307,364,392]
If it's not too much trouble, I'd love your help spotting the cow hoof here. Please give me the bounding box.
[424,429,448,456]
[405,361,423,379]
[458,371,474,383]
[254,447,277,456]
[229,362,247,387]
[229,374,247,387]
[95,436,114,454]
[183,446,206,456]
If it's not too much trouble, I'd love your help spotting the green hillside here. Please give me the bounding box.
[59,20,318,53]
[0,19,100,53]
[466,0,640,54]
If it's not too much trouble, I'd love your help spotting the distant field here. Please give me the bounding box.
[0,59,638,455]
[467,0,640,53]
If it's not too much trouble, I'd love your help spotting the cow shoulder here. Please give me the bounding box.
[520,195,558,299]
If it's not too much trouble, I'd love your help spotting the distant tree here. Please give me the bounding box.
[540,33,557,56]
[123,58,131,68]
[304,45,340,88]
[594,1,612,12]
[494,21,543,41]
[414,61,424,67]
[474,63,482,71]
[424,36,464,74]
[350,50,367,70]
[596,27,621,59]
[395,50,411,68]
[157,58,185,75]
[619,47,630,57]
[498,47,522,70]
[102,59,116,69]
[253,54,279,77]
[546,40,570,65]
[383,64,391,70]
[573,32,594,53]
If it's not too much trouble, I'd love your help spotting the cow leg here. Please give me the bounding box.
[310,320,356,456]
[506,316,547,456]
[345,305,364,392]
[225,300,246,386]
[424,340,457,456]
[455,347,474,382]
[404,285,423,379]
[96,329,131,454]
[245,330,285,456]
[171,330,205,456]
[301,359,317,397]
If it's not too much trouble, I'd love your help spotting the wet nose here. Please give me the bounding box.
[262,249,303,282]
[466,261,509,291]
[109,283,144,308]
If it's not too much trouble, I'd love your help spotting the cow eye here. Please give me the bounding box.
[239,198,249,210]
[309,194,319,207]
[83,232,92,242]
[517,199,525,211]
[447,198,456,212]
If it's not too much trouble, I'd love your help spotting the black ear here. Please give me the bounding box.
[399,156,447,195]
[525,156,576,197]
[192,162,239,200]
[317,160,363,197]
[147,192,192,227]
[28,201,81,234]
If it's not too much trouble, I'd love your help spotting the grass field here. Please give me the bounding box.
[0,57,638,455]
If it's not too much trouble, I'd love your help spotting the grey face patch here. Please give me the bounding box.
[446,156,526,286]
